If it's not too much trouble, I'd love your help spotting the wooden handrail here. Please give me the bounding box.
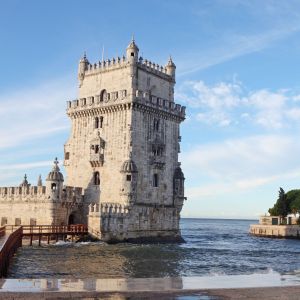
[0,226,22,277]
[0,224,89,277]
[0,226,5,238]
[4,224,88,235]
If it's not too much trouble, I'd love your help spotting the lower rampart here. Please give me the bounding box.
[250,224,300,238]
[88,203,183,243]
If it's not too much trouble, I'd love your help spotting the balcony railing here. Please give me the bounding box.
[90,153,104,167]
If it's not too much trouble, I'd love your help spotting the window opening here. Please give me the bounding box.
[65,152,70,160]
[95,117,99,129]
[94,172,100,185]
[153,174,158,187]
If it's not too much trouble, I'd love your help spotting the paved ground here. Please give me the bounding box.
[1,286,300,299]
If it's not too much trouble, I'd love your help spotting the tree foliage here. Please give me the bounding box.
[268,188,300,217]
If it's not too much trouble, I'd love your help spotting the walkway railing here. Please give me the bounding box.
[5,224,88,236]
[0,226,22,277]
[0,226,5,238]
[0,224,88,277]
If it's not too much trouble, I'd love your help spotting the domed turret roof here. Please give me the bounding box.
[174,166,184,179]
[121,156,138,173]
[127,36,139,51]
[20,174,30,187]
[79,52,89,64]
[166,56,176,68]
[46,158,64,181]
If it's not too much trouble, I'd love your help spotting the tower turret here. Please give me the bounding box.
[126,37,139,63]
[120,154,138,206]
[37,175,43,186]
[173,164,185,211]
[165,56,176,80]
[78,52,89,87]
[46,158,64,200]
[20,174,30,187]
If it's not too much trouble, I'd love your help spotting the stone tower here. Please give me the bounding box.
[65,39,186,242]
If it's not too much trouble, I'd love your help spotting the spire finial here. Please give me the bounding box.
[52,157,60,171]
[20,173,29,187]
[37,175,42,186]
[83,51,87,59]
[132,34,135,42]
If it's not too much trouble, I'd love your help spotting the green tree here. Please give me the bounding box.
[287,190,300,216]
[268,188,288,221]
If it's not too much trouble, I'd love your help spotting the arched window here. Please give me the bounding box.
[95,117,99,129]
[94,172,100,185]
[100,89,107,102]
[153,119,159,132]
[153,174,158,187]
[51,183,57,191]
[95,145,99,154]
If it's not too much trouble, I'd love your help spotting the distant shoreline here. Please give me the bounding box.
[181,217,259,221]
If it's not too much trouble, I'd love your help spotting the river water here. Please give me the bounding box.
[7,218,300,278]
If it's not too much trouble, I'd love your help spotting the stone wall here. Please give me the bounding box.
[0,184,83,226]
[88,202,182,242]
[250,224,300,238]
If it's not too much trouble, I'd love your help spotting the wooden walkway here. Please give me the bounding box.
[5,224,88,246]
[0,224,88,277]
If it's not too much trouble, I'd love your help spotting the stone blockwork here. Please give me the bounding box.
[0,159,84,226]
[250,224,300,238]
[65,39,186,242]
[0,39,186,242]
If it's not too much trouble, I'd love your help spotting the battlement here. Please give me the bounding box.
[66,90,185,119]
[137,58,172,80]
[0,185,46,196]
[61,186,83,203]
[63,186,83,196]
[88,202,129,216]
[82,55,172,80]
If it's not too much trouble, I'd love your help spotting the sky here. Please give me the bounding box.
[0,0,300,219]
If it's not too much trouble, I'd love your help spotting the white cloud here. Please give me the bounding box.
[293,95,300,102]
[0,76,76,149]
[178,80,300,129]
[177,3,300,76]
[182,134,300,196]
[0,161,52,171]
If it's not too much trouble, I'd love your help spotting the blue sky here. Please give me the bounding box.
[1,0,300,219]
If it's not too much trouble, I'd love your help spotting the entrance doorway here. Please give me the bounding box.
[68,214,75,225]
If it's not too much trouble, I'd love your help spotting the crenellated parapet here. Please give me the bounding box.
[66,90,185,120]
[80,55,173,81]
[0,185,48,202]
[0,184,84,204]
[88,202,129,216]
[137,58,174,81]
[61,186,83,203]
[133,90,186,119]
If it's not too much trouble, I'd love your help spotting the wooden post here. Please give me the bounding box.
[38,235,41,246]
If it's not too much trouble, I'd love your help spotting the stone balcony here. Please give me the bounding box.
[149,155,166,169]
[90,153,104,167]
